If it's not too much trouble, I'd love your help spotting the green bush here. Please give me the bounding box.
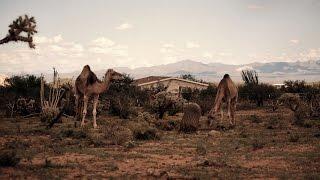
[133,126,160,140]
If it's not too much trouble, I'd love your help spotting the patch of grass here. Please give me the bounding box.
[266,115,283,129]
[249,114,262,123]
[289,133,300,142]
[5,139,30,150]
[196,141,207,155]
[0,149,21,167]
[251,139,265,150]
[57,128,88,139]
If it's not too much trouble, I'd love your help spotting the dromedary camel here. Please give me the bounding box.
[208,74,238,126]
[75,65,123,128]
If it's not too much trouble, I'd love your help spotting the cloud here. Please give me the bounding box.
[247,4,264,10]
[236,66,253,72]
[115,23,133,30]
[89,37,128,57]
[186,42,200,48]
[91,37,115,47]
[290,39,300,44]
[34,34,63,44]
[0,35,132,74]
[299,48,320,60]
[160,43,175,53]
[202,52,213,59]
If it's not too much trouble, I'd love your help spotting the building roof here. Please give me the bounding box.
[133,76,169,85]
[136,76,209,87]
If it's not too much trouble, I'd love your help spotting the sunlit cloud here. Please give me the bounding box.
[290,39,300,44]
[202,52,213,59]
[186,42,200,48]
[115,23,133,30]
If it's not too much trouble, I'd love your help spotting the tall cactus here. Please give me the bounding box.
[0,15,37,48]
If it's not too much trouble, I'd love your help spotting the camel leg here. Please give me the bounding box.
[81,95,88,127]
[227,98,233,125]
[74,94,79,120]
[231,98,237,125]
[220,106,223,124]
[92,95,99,129]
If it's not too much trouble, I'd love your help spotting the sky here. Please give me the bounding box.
[0,0,320,74]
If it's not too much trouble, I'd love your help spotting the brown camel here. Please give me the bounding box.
[208,74,238,126]
[74,65,123,128]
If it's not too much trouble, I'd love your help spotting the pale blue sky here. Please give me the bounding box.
[0,0,320,74]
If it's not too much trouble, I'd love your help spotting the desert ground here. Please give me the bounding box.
[0,106,319,179]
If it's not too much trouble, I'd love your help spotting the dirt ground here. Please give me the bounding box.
[0,107,319,179]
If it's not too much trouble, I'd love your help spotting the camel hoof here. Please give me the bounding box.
[93,125,98,129]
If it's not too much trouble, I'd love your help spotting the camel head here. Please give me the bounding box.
[104,69,124,81]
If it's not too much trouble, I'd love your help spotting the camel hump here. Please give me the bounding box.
[223,74,230,79]
[87,71,99,85]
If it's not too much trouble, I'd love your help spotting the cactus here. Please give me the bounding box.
[0,15,37,48]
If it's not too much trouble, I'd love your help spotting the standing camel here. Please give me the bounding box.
[74,65,123,128]
[208,74,238,126]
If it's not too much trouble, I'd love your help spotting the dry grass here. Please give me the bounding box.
[0,107,319,179]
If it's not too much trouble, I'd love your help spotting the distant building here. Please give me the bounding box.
[134,76,209,94]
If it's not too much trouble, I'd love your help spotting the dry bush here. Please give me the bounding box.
[127,120,160,140]
[179,103,201,133]
[137,112,157,125]
[155,119,179,131]
[103,125,133,145]
[278,93,310,126]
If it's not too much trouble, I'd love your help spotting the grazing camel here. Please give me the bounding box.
[75,65,123,128]
[208,74,238,126]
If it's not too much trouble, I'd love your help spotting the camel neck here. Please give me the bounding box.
[101,74,112,91]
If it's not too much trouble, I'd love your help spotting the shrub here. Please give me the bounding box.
[147,91,184,119]
[193,84,217,115]
[0,150,21,167]
[104,125,133,145]
[101,75,140,119]
[58,128,88,139]
[240,70,281,107]
[109,95,137,119]
[278,93,310,126]
[156,119,178,131]
[133,126,160,140]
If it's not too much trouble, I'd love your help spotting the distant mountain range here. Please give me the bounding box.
[56,60,320,83]
[3,60,319,84]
